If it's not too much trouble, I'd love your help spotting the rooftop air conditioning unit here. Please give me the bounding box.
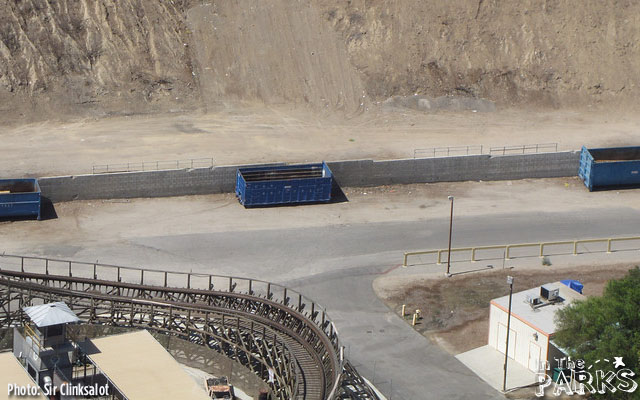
[528,296,543,308]
[541,285,559,301]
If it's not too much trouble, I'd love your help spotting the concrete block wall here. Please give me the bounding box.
[38,163,284,202]
[39,152,580,202]
[327,151,580,187]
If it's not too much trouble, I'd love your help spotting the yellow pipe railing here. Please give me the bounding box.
[402,236,640,267]
[23,324,43,351]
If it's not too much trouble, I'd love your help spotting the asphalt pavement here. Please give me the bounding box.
[4,207,640,399]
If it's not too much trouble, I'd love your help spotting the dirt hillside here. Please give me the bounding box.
[320,0,640,107]
[0,0,198,120]
[1,0,639,123]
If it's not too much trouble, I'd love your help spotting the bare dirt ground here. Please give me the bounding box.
[2,176,640,249]
[2,0,640,181]
[3,1,640,123]
[373,264,635,357]
[3,106,640,177]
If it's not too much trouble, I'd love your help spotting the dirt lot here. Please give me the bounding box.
[3,106,640,178]
[374,263,636,356]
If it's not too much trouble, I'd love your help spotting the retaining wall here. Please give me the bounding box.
[38,152,580,202]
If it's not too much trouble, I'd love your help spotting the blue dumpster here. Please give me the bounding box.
[0,179,41,220]
[579,146,640,191]
[236,162,333,207]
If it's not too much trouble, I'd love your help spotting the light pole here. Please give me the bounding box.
[503,275,514,392]
[446,195,454,277]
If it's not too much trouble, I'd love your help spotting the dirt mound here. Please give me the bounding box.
[1,0,639,123]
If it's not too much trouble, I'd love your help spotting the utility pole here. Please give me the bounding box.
[503,275,514,392]
[446,195,454,277]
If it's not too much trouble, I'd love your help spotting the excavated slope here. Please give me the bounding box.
[0,0,639,122]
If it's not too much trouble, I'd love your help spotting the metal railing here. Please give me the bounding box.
[403,235,640,267]
[92,158,214,174]
[489,143,558,155]
[412,143,559,159]
[413,145,483,159]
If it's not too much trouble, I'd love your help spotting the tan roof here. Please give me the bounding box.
[0,352,46,400]
[491,281,586,336]
[83,330,210,400]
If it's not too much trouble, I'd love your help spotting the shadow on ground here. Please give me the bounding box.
[0,196,57,222]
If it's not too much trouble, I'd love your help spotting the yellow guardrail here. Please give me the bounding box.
[403,236,640,267]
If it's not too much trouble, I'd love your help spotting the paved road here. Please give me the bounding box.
[7,207,640,399]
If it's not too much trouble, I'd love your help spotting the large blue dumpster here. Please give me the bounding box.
[236,162,333,206]
[579,146,640,191]
[0,179,41,220]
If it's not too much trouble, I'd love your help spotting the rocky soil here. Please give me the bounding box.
[1,0,639,123]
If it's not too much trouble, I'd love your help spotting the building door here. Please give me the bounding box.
[528,341,541,372]
[497,323,516,359]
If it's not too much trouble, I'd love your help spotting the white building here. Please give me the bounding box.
[488,281,585,373]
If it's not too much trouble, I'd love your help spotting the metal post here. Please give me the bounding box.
[446,195,454,277]
[372,360,377,384]
[6,281,10,326]
[503,276,514,392]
